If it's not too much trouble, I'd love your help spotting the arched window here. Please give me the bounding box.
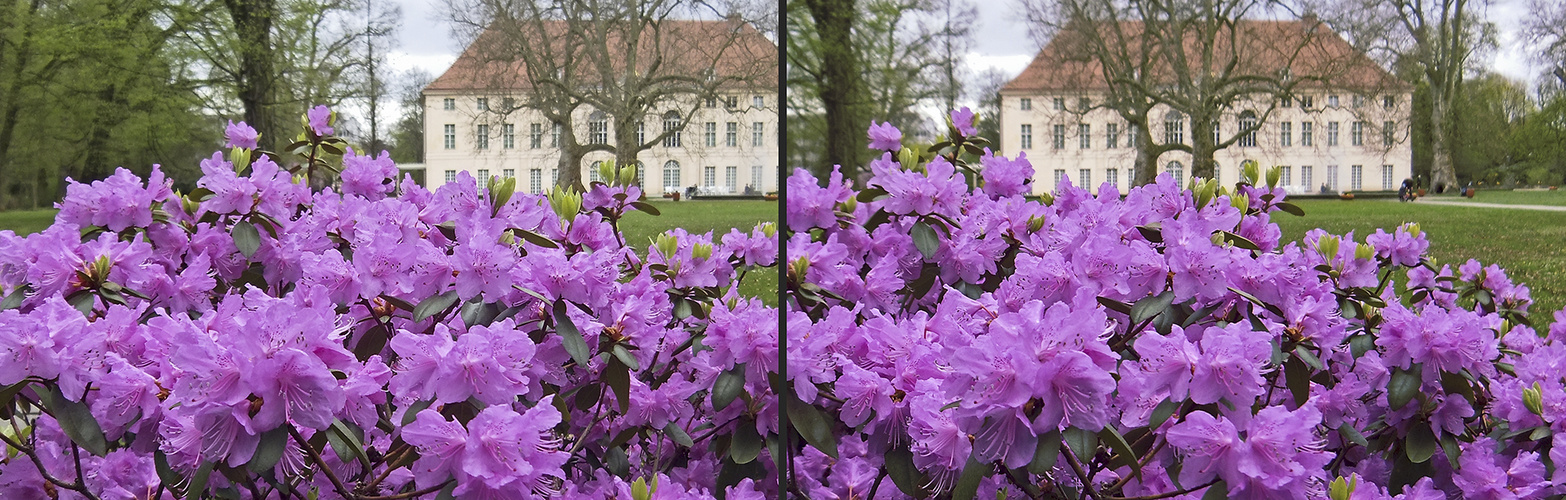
[1238,110,1257,147]
[1163,110,1185,145]
[662,160,681,192]
[1166,161,1184,187]
[589,111,608,145]
[662,111,682,148]
[590,161,603,183]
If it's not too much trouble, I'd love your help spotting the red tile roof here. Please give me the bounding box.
[1002,19,1409,94]
[426,19,777,93]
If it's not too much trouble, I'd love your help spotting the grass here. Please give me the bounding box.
[0,200,781,304]
[1274,199,1566,322]
[1422,189,1566,207]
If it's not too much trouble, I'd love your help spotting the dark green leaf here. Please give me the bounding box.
[328,419,371,468]
[1349,334,1375,358]
[712,365,746,411]
[952,456,987,500]
[1097,297,1132,315]
[611,344,640,371]
[1149,400,1180,431]
[187,461,215,499]
[1440,370,1474,403]
[911,222,940,260]
[509,228,560,248]
[730,421,763,464]
[0,285,28,310]
[855,186,889,203]
[1440,432,1461,468]
[1339,423,1369,447]
[1028,429,1062,475]
[412,291,459,322]
[401,400,433,426]
[1201,480,1229,500]
[555,301,591,367]
[786,395,839,459]
[1406,422,1437,463]
[629,201,662,216]
[1100,427,1141,481]
[1136,224,1163,243]
[1294,346,1324,371]
[248,427,290,473]
[1388,366,1421,410]
[1064,427,1097,459]
[353,324,391,361]
[1220,230,1261,251]
[664,422,694,448]
[231,221,261,258]
[40,384,107,456]
[574,383,601,409]
[1275,202,1305,216]
[885,446,929,497]
[1131,291,1176,325]
[604,357,631,413]
[67,290,95,316]
[606,446,631,477]
[1286,355,1311,405]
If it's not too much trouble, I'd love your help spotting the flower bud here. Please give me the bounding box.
[1317,235,1340,262]
[490,176,517,215]
[548,185,582,223]
[619,162,639,187]
[692,243,713,261]
[790,256,810,282]
[1328,476,1356,500]
[230,147,251,171]
[1266,165,1282,189]
[1525,382,1545,417]
[898,148,919,171]
[1027,215,1047,233]
[1355,243,1376,261]
[1241,160,1260,185]
[1402,222,1421,237]
[760,222,776,238]
[841,196,858,214]
[1231,192,1250,213]
[599,159,617,186]
[654,234,679,259]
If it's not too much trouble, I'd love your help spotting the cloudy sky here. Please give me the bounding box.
[382,0,1544,99]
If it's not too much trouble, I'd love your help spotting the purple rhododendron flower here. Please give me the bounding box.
[867,121,903,150]
[950,106,977,137]
[225,120,259,149]
[307,105,334,136]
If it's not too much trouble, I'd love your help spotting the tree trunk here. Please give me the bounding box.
[1429,95,1456,193]
[806,0,868,179]
[225,0,278,151]
[1190,113,1216,181]
[1134,125,1158,186]
[555,117,586,191]
[0,0,45,209]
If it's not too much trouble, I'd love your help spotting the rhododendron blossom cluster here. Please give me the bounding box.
[0,110,779,500]
[781,112,1559,500]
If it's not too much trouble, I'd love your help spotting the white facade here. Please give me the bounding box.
[423,91,778,195]
[999,91,1414,195]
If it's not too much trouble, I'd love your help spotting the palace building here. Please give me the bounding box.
[422,19,778,195]
[1000,19,1413,195]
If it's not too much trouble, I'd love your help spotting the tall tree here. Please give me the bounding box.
[1523,0,1566,88]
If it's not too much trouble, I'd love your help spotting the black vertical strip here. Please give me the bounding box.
[774,0,791,497]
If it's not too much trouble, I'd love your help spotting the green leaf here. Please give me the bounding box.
[1440,432,1461,468]
[1294,345,1325,371]
[885,446,929,497]
[401,399,433,426]
[611,344,640,371]
[1029,429,1062,475]
[353,324,391,361]
[628,201,662,216]
[604,357,631,413]
[39,384,107,456]
[786,395,839,459]
[663,422,694,448]
[509,228,560,248]
[1100,427,1141,481]
[327,419,371,468]
[231,221,261,258]
[0,285,27,310]
[554,301,591,367]
[1220,230,1261,251]
[1097,296,1132,315]
[1405,422,1437,464]
[1388,365,1422,410]
[730,421,763,464]
[952,456,987,500]
[1275,202,1306,216]
[412,291,459,322]
[712,365,746,411]
[855,186,889,203]
[1338,423,1369,447]
[247,427,290,473]
[1064,427,1097,460]
[1131,291,1176,325]
[1439,370,1474,403]
[1149,400,1180,430]
[1286,355,1311,405]
[1201,480,1229,500]
[911,222,940,260]
[187,461,215,499]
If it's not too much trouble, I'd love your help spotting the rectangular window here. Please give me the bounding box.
[1053,125,1066,149]
[1128,124,1139,148]
[1352,121,1364,146]
[726,122,738,147]
[1301,122,1313,147]
[1078,168,1091,189]
[503,123,515,149]
[1078,97,1090,110]
[705,97,717,108]
[530,169,543,194]
[590,120,607,145]
[752,166,763,191]
[1328,122,1339,146]
[476,124,489,149]
[1327,165,1339,191]
[503,168,514,179]
[476,98,488,111]
[443,98,455,110]
[637,121,645,145]
[1383,165,1394,190]
[1384,95,1395,108]
[753,96,764,108]
[1353,95,1366,108]
[1281,122,1292,147]
[1281,166,1292,187]
[663,163,681,192]
[1106,168,1118,187]
[1328,95,1339,107]
[1164,119,1184,145]
[1281,95,1292,108]
[727,96,739,108]
[726,166,737,192]
[1301,166,1312,189]
[1299,95,1314,108]
[478,168,489,180]
[1351,165,1363,190]
[752,122,764,147]
[1053,98,1065,110]
[444,170,456,184]
[704,166,716,187]
[664,116,682,148]
[1054,169,1066,187]
[705,122,717,147]
[443,124,456,149]
[1021,124,1033,149]
[1384,121,1395,146]
[1020,98,1032,110]
[1079,124,1091,149]
[530,123,542,148]
[1107,123,1119,148]
[551,123,561,147]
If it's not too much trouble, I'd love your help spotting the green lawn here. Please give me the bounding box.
[0,200,781,304]
[1274,199,1566,323]
[1422,189,1566,207]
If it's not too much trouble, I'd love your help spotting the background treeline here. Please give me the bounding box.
[0,0,423,210]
